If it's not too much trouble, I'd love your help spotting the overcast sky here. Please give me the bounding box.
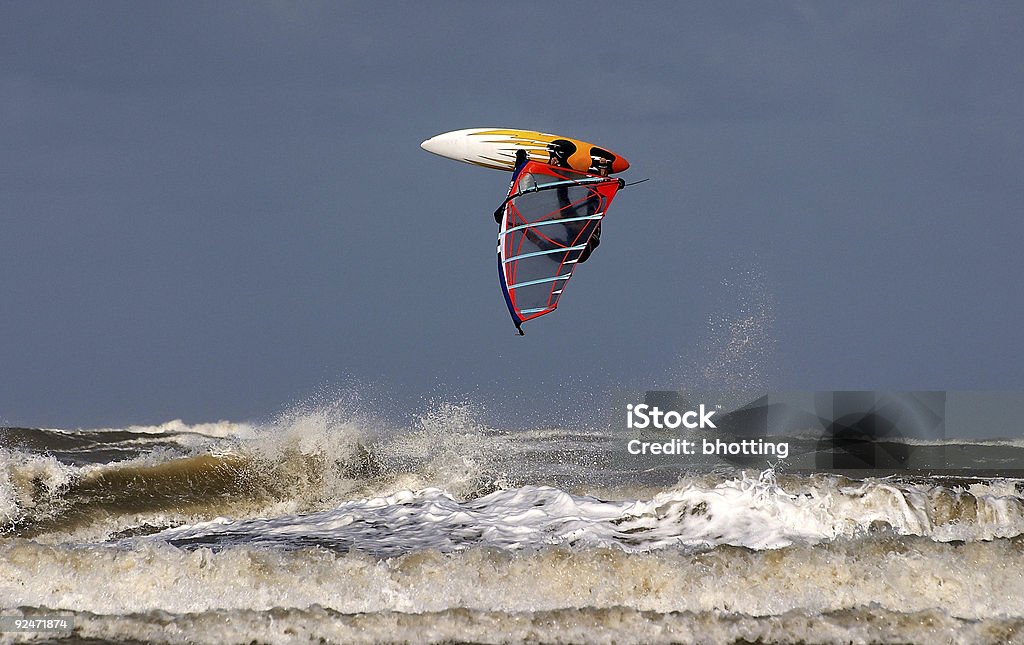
[2,2,1022,428]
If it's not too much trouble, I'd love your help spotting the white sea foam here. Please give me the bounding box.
[2,536,1023,620]
[144,471,1024,557]
[0,448,74,531]
[81,418,257,438]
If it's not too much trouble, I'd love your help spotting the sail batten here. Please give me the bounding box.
[504,245,588,263]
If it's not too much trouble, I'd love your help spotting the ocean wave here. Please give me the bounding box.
[5,399,1024,644]
[87,419,257,438]
[0,401,516,541]
[5,399,1024,547]
[2,537,1023,620]
[144,472,1024,556]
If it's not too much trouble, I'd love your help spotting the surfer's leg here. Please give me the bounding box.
[577,223,601,263]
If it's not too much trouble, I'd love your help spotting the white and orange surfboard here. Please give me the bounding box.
[421,128,629,175]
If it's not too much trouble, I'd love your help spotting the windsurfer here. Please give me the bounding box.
[494,142,609,263]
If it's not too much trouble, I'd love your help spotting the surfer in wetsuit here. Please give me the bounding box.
[576,156,610,263]
[541,140,602,263]
[494,140,609,263]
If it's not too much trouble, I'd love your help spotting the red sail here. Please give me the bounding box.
[496,161,622,333]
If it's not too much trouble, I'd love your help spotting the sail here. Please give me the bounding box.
[497,161,622,333]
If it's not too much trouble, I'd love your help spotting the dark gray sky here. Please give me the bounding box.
[2,2,1022,428]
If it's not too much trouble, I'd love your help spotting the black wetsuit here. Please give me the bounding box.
[579,218,600,263]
